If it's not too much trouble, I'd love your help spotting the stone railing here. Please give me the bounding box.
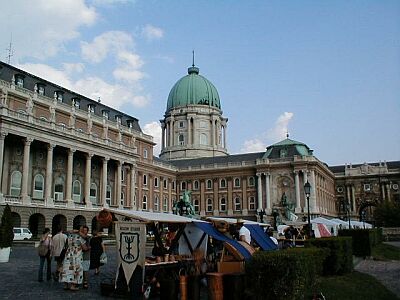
[4,196,22,204]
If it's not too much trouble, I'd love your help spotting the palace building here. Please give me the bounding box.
[0,60,399,236]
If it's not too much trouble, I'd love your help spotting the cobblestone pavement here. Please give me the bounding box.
[354,242,400,298]
[0,244,208,300]
[0,244,120,300]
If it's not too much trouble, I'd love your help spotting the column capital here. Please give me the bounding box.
[256,172,263,177]
[0,131,8,140]
[25,137,34,145]
[86,152,94,159]
[47,143,56,150]
[68,148,76,155]
[103,156,110,162]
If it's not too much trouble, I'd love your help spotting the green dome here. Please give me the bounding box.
[167,66,221,111]
[263,137,313,159]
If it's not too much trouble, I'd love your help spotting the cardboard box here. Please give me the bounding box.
[217,261,245,273]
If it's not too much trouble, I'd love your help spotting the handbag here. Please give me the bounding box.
[100,252,107,265]
[59,240,68,261]
[37,241,49,257]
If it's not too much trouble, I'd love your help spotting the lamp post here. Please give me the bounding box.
[258,209,266,223]
[304,181,311,238]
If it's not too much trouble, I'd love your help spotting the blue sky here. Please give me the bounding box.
[1,0,399,165]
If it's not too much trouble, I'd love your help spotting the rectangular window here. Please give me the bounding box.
[143,175,147,185]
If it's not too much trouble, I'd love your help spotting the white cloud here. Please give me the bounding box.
[117,51,144,69]
[241,139,266,153]
[143,122,162,155]
[17,63,149,109]
[0,0,97,60]
[90,0,136,6]
[240,112,294,153]
[81,31,134,63]
[142,24,164,41]
[63,63,85,75]
[267,112,294,142]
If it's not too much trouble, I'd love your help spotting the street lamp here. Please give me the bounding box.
[258,209,266,223]
[304,181,311,238]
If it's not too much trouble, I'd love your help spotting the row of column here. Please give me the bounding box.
[256,169,318,214]
[0,132,136,209]
[161,117,228,150]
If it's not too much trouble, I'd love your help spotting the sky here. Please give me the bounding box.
[0,0,399,166]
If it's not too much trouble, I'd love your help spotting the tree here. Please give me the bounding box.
[0,204,14,248]
[374,200,400,227]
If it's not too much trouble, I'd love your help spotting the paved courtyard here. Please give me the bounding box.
[0,243,120,299]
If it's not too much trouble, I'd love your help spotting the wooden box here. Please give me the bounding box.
[217,261,245,273]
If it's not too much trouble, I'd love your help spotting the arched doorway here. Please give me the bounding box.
[11,212,21,228]
[73,215,86,230]
[52,214,67,235]
[29,213,46,238]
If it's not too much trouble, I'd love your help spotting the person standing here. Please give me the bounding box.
[237,219,251,244]
[89,230,105,275]
[60,230,85,291]
[79,225,91,289]
[38,228,52,282]
[51,226,67,281]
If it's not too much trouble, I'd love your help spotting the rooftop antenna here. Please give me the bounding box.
[98,96,101,103]
[6,33,14,64]
[192,50,195,67]
[286,130,289,139]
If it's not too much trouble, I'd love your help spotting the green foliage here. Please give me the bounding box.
[305,237,353,275]
[339,229,379,257]
[374,200,400,227]
[245,248,328,300]
[0,204,14,248]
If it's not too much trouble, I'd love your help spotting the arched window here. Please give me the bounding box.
[10,171,22,196]
[33,174,44,199]
[206,198,213,212]
[220,179,226,188]
[194,199,200,212]
[181,181,186,190]
[220,198,226,212]
[90,183,97,204]
[154,196,159,212]
[206,180,212,189]
[193,180,199,190]
[234,178,240,188]
[143,195,148,210]
[72,180,81,202]
[163,197,168,212]
[106,185,112,205]
[248,176,255,186]
[179,134,185,145]
[54,177,64,201]
[248,196,256,210]
[121,192,125,207]
[154,177,159,188]
[234,197,241,211]
[200,133,208,145]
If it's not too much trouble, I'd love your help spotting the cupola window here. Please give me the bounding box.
[15,75,24,88]
[36,83,45,95]
[115,115,122,124]
[179,134,185,145]
[102,110,109,119]
[200,133,208,145]
[54,91,64,102]
[88,104,95,113]
[72,98,80,108]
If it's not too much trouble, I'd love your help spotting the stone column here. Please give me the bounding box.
[102,157,109,207]
[351,185,356,212]
[0,131,8,202]
[45,143,55,206]
[381,184,386,201]
[294,171,301,213]
[310,169,317,213]
[386,184,391,202]
[256,173,263,211]
[166,122,170,147]
[187,117,192,146]
[227,178,233,215]
[66,148,75,207]
[85,153,93,208]
[21,138,33,204]
[265,173,271,213]
[130,164,136,210]
[170,118,174,147]
[212,118,216,147]
[161,123,165,150]
[116,161,122,208]
[346,185,351,211]
[192,119,196,146]
[241,176,248,216]
[223,123,227,149]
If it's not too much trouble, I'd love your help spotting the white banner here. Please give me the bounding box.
[115,221,146,289]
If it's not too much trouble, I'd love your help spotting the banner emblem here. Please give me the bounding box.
[119,232,140,264]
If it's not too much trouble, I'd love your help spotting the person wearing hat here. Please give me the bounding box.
[237,219,251,244]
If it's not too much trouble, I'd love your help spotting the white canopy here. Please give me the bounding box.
[350,220,373,229]
[102,208,204,224]
[311,217,339,235]
[330,218,350,229]
[206,216,271,227]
